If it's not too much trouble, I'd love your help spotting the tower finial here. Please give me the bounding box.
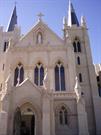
[63,16,67,28]
[63,16,68,39]
[81,16,87,27]
[68,0,79,27]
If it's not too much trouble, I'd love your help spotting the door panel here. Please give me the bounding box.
[13,107,21,135]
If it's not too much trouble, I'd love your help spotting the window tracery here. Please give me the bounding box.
[34,62,44,86]
[55,61,65,91]
[14,63,24,86]
[73,38,81,53]
[58,106,68,125]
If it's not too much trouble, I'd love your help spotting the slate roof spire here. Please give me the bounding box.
[68,0,79,27]
[6,5,17,32]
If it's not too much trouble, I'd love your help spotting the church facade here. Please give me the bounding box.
[0,1,101,135]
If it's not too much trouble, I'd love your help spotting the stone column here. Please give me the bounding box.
[0,73,12,135]
[0,111,8,135]
[65,68,70,91]
[74,77,89,135]
[77,99,89,135]
[49,67,54,90]
[42,93,51,135]
[50,93,55,135]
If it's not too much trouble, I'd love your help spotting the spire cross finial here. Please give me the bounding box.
[37,12,44,21]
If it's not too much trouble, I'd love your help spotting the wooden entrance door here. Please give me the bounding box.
[13,107,21,135]
[31,115,35,135]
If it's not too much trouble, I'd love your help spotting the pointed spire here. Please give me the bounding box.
[6,5,17,32]
[81,16,87,28]
[68,0,79,27]
[63,16,67,29]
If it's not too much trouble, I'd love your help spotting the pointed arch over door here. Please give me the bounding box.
[13,104,36,135]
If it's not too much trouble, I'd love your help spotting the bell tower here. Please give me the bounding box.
[63,0,101,134]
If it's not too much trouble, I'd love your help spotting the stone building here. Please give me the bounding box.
[0,1,101,135]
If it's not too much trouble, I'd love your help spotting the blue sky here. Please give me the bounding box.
[0,0,101,64]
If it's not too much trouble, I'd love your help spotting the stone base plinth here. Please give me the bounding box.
[0,111,8,135]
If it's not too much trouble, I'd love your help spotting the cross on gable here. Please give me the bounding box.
[37,12,44,21]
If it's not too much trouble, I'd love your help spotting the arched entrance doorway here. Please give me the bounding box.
[13,103,36,135]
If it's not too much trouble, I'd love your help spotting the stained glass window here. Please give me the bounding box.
[34,63,44,86]
[55,61,65,91]
[59,106,68,125]
[14,63,24,86]
[73,38,81,53]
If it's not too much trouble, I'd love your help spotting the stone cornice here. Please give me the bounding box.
[52,91,76,99]
[11,44,68,52]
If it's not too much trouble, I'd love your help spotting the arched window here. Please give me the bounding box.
[34,62,44,86]
[55,61,65,91]
[59,106,68,125]
[79,73,83,82]
[77,56,80,65]
[73,38,81,53]
[14,63,24,86]
[36,32,43,44]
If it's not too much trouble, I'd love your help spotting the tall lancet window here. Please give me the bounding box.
[77,41,81,52]
[36,32,43,44]
[79,73,83,83]
[14,63,24,86]
[3,41,9,52]
[59,106,68,125]
[73,38,81,53]
[34,62,44,86]
[55,61,65,91]
[77,56,80,65]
